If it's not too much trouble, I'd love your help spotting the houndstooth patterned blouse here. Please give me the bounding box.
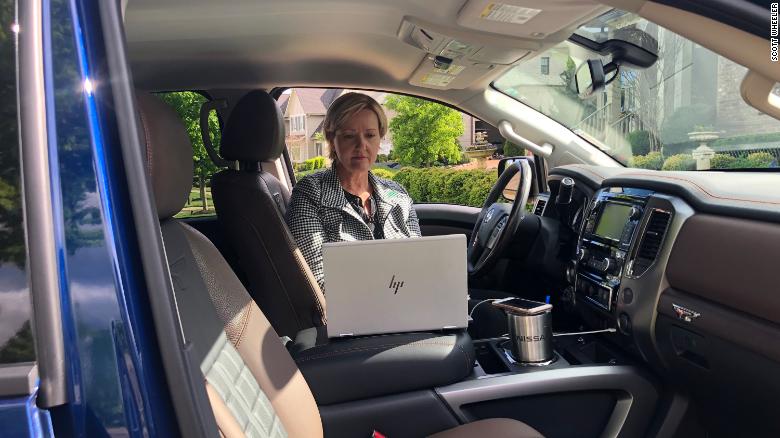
[285,167,422,290]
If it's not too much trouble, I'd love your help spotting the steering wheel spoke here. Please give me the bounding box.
[485,216,507,250]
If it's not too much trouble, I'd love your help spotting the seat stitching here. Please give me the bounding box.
[233,301,252,348]
[455,343,472,375]
[138,104,153,178]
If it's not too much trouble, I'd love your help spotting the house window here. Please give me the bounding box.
[540,57,550,75]
[291,115,305,133]
[315,142,323,156]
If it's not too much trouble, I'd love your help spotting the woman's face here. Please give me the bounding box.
[333,109,381,176]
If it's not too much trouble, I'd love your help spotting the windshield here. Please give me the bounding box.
[493,10,780,170]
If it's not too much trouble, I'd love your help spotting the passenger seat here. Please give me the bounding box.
[137,92,542,437]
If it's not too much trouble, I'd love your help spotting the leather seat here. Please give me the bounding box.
[137,92,543,437]
[211,90,326,338]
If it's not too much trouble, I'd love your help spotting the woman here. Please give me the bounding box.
[286,92,421,290]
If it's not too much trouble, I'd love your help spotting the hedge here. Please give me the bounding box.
[661,154,696,171]
[294,156,326,172]
[709,154,738,169]
[629,151,776,170]
[629,151,663,170]
[392,167,496,207]
[371,168,396,179]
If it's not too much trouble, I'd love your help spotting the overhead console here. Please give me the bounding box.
[397,1,608,89]
[398,19,530,89]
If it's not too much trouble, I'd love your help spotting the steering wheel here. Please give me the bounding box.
[467,159,534,277]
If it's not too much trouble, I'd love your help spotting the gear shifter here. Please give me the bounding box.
[556,177,575,222]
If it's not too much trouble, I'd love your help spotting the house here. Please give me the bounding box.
[282,88,341,162]
[282,88,501,163]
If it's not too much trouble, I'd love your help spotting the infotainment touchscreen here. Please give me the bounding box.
[594,203,632,240]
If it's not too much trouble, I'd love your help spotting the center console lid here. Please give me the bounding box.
[291,329,475,405]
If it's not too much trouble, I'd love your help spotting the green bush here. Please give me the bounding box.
[294,156,327,172]
[376,154,389,163]
[502,141,525,157]
[628,130,652,156]
[710,154,738,169]
[629,151,663,170]
[393,168,497,207]
[371,168,396,179]
[662,154,696,171]
[745,152,774,168]
[710,152,775,169]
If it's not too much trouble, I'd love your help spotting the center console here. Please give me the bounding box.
[575,188,653,318]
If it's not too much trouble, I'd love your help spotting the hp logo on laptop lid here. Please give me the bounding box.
[388,275,404,294]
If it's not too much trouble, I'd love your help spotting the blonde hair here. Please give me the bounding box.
[323,92,387,162]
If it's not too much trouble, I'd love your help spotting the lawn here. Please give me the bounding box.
[175,187,215,218]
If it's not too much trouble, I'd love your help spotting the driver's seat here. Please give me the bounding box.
[211,90,326,339]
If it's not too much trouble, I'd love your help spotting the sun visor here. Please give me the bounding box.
[398,18,532,89]
[456,0,604,40]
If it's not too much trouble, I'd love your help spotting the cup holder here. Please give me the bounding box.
[497,339,559,367]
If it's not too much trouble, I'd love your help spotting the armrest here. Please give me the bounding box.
[291,330,475,405]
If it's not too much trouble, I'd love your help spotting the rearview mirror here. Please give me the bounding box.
[574,59,606,99]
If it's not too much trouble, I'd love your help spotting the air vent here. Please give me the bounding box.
[534,199,547,216]
[631,210,671,276]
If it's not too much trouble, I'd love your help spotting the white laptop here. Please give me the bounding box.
[322,234,468,337]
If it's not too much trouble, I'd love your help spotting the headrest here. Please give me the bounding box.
[136,93,194,219]
[221,90,285,163]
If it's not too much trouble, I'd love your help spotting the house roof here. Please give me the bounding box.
[293,88,343,114]
[311,119,325,137]
[277,93,289,113]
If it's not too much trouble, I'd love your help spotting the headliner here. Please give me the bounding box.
[124,0,613,106]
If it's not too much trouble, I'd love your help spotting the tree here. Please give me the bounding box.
[502,141,526,157]
[384,95,463,167]
[160,92,221,211]
[628,130,652,156]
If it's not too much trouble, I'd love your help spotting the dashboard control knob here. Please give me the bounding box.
[577,248,588,262]
[607,258,620,275]
[629,206,642,220]
[597,257,611,273]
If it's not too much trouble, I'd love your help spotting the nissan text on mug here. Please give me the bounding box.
[772,3,778,62]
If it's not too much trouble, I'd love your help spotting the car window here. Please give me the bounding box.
[280,88,523,207]
[494,10,780,170]
[0,0,35,364]
[159,91,221,218]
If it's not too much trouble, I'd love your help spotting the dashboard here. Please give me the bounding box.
[540,164,780,435]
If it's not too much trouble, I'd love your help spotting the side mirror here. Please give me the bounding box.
[574,59,606,99]
[497,156,538,201]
